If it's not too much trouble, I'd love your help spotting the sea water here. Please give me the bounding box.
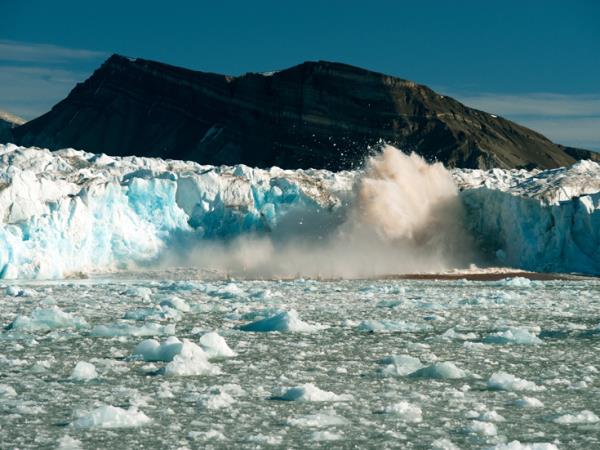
[1,272,599,449]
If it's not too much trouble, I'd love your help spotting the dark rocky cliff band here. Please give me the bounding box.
[7,55,599,170]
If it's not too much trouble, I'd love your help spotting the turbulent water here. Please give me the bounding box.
[1,273,599,449]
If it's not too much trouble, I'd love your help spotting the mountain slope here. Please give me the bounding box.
[0,111,26,143]
[11,55,579,170]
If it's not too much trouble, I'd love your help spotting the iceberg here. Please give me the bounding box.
[0,142,598,279]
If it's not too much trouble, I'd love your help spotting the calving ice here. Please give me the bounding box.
[0,143,598,279]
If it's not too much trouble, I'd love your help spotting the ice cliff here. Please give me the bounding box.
[0,143,598,279]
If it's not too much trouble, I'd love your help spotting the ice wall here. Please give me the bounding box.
[0,143,598,279]
[455,161,600,275]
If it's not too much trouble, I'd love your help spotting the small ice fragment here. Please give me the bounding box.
[7,306,87,332]
[486,441,558,450]
[311,430,343,441]
[484,327,542,345]
[159,296,190,312]
[0,384,17,398]
[409,361,467,379]
[70,362,97,381]
[199,332,236,358]
[380,401,422,422]
[239,309,319,332]
[56,435,82,450]
[465,420,497,436]
[378,355,424,376]
[553,410,599,424]
[431,438,460,450]
[72,405,151,428]
[514,396,544,408]
[272,383,351,402]
[163,341,219,377]
[487,372,544,391]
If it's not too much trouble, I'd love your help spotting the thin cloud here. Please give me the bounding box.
[0,40,107,63]
[455,92,600,118]
[452,92,600,151]
[518,117,600,151]
[0,65,87,119]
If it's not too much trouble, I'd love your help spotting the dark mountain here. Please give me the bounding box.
[9,55,585,170]
[560,145,600,164]
[0,111,26,143]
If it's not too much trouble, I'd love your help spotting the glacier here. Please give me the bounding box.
[0,142,599,279]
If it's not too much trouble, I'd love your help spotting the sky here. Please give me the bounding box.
[1,0,599,150]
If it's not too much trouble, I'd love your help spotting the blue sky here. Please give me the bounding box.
[1,0,599,149]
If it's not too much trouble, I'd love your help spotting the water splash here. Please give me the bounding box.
[160,146,476,278]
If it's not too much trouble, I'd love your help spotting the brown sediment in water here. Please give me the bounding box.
[380,272,592,281]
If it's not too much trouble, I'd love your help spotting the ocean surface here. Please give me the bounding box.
[1,271,599,449]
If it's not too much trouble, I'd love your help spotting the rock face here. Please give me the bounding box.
[10,55,582,170]
[0,111,25,144]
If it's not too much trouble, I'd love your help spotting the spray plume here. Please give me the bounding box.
[158,146,476,278]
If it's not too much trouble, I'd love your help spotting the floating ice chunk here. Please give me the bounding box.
[123,307,164,321]
[199,332,236,358]
[465,420,497,436]
[499,277,533,288]
[164,341,219,377]
[212,283,245,299]
[409,361,468,380]
[198,388,235,410]
[486,441,559,450]
[56,435,82,450]
[484,327,542,345]
[188,429,227,441]
[70,362,97,381]
[357,320,431,333]
[124,286,153,301]
[311,430,343,441]
[272,383,352,402]
[91,322,175,337]
[132,336,184,362]
[441,328,478,341]
[72,405,151,428]
[4,286,36,297]
[239,309,319,332]
[514,396,544,408]
[247,434,283,445]
[159,296,190,312]
[478,410,506,422]
[553,410,599,424]
[378,355,424,376]
[487,372,544,391]
[432,438,460,450]
[0,384,17,398]
[380,401,422,422]
[8,306,87,332]
[286,411,348,427]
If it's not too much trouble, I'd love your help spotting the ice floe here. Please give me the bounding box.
[70,361,97,381]
[487,372,544,391]
[239,309,320,332]
[272,384,352,402]
[72,405,151,428]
